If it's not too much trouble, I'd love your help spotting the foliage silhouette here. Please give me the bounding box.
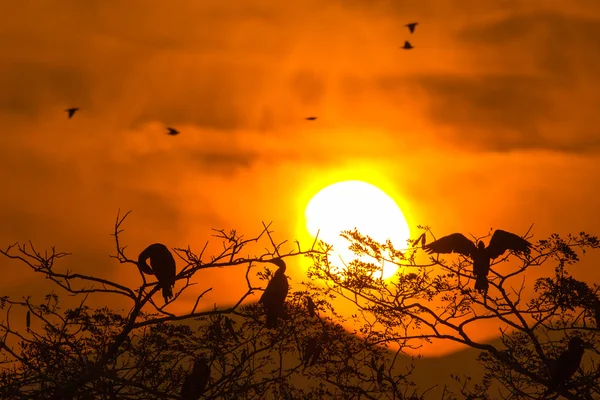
[0,211,432,399]
[306,226,600,399]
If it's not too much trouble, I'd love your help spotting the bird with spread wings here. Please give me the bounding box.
[423,229,532,292]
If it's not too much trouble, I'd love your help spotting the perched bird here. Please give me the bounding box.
[137,243,177,304]
[305,117,317,121]
[423,230,532,292]
[259,258,289,329]
[65,108,79,118]
[401,41,413,50]
[592,297,600,329]
[377,363,385,385]
[210,317,223,341]
[167,127,180,135]
[181,357,210,400]
[405,22,418,34]
[370,357,386,384]
[545,337,586,395]
[302,337,323,367]
[306,296,316,318]
[303,337,319,367]
[223,317,239,342]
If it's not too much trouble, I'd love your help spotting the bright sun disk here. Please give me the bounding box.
[304,180,410,280]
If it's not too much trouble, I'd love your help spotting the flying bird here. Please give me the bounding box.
[167,127,180,135]
[545,337,586,395]
[423,230,532,292]
[259,258,289,329]
[405,22,418,34]
[305,117,317,121]
[137,243,177,304]
[401,41,413,50]
[65,108,79,118]
[181,357,210,400]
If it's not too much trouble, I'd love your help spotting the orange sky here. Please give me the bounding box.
[2,0,600,357]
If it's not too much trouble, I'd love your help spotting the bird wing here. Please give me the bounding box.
[486,230,532,259]
[137,246,156,275]
[423,233,477,257]
[412,233,426,248]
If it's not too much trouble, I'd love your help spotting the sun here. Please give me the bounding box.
[304,180,410,280]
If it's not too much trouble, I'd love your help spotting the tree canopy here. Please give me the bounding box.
[1,212,599,399]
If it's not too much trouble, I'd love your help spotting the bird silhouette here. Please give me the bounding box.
[545,337,586,395]
[423,230,532,292]
[405,22,418,34]
[137,243,177,304]
[303,337,319,367]
[259,258,289,329]
[592,297,600,329]
[223,317,239,342]
[65,108,79,118]
[167,127,180,135]
[377,363,385,384]
[181,357,210,400]
[305,117,317,121]
[401,41,413,50]
[306,296,316,318]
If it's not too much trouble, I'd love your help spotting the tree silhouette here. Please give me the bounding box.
[0,211,432,399]
[306,227,600,399]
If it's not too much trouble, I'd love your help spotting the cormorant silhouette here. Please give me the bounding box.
[305,117,317,121]
[401,41,413,50]
[423,230,532,292]
[377,363,384,384]
[167,127,180,135]
[370,357,385,384]
[137,243,176,304]
[223,317,239,342]
[181,357,210,400]
[405,22,418,34]
[258,258,289,329]
[65,108,79,118]
[545,337,586,395]
[303,337,319,367]
[306,296,316,318]
[592,297,600,329]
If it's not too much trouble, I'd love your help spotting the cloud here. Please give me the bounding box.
[399,11,600,153]
[0,61,91,116]
[412,73,552,151]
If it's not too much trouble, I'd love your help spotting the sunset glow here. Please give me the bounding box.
[305,180,410,279]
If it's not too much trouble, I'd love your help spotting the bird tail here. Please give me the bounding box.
[474,275,489,292]
[162,285,173,303]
